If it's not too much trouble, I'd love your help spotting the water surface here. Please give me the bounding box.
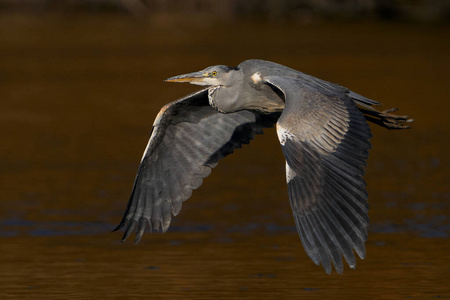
[0,15,449,299]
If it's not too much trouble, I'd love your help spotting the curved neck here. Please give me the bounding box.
[208,68,285,113]
[208,69,243,113]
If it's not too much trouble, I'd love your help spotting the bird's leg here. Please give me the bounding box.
[359,107,414,130]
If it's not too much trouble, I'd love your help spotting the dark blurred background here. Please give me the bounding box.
[0,1,449,299]
[1,0,450,23]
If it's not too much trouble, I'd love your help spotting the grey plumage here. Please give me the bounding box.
[114,59,413,274]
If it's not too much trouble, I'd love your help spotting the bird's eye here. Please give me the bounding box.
[211,71,217,76]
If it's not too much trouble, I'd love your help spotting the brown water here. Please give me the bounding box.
[0,14,449,299]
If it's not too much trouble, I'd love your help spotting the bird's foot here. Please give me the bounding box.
[379,108,414,129]
[360,107,414,130]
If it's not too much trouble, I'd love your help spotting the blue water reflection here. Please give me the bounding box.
[1,211,447,238]
[0,217,113,237]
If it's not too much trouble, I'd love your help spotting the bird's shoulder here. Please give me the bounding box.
[140,88,210,161]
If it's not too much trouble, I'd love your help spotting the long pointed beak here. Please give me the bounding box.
[164,71,208,85]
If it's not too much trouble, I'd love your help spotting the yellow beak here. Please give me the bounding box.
[164,71,208,84]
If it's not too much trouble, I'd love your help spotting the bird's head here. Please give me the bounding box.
[165,65,235,87]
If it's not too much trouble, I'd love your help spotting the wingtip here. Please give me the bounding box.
[112,223,124,232]
[121,220,137,242]
[134,218,148,243]
[112,221,130,242]
[134,235,143,244]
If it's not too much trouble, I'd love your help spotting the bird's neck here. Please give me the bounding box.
[208,86,224,112]
[207,70,243,113]
[208,84,241,113]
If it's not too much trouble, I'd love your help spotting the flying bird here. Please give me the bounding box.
[114,59,413,274]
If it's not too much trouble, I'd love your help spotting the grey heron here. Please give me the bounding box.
[114,59,413,274]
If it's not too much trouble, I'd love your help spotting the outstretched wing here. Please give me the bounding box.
[114,88,280,243]
[263,75,372,274]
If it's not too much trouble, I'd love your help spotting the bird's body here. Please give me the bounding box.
[115,59,412,274]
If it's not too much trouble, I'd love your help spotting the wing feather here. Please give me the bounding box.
[262,75,371,274]
[115,89,279,242]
